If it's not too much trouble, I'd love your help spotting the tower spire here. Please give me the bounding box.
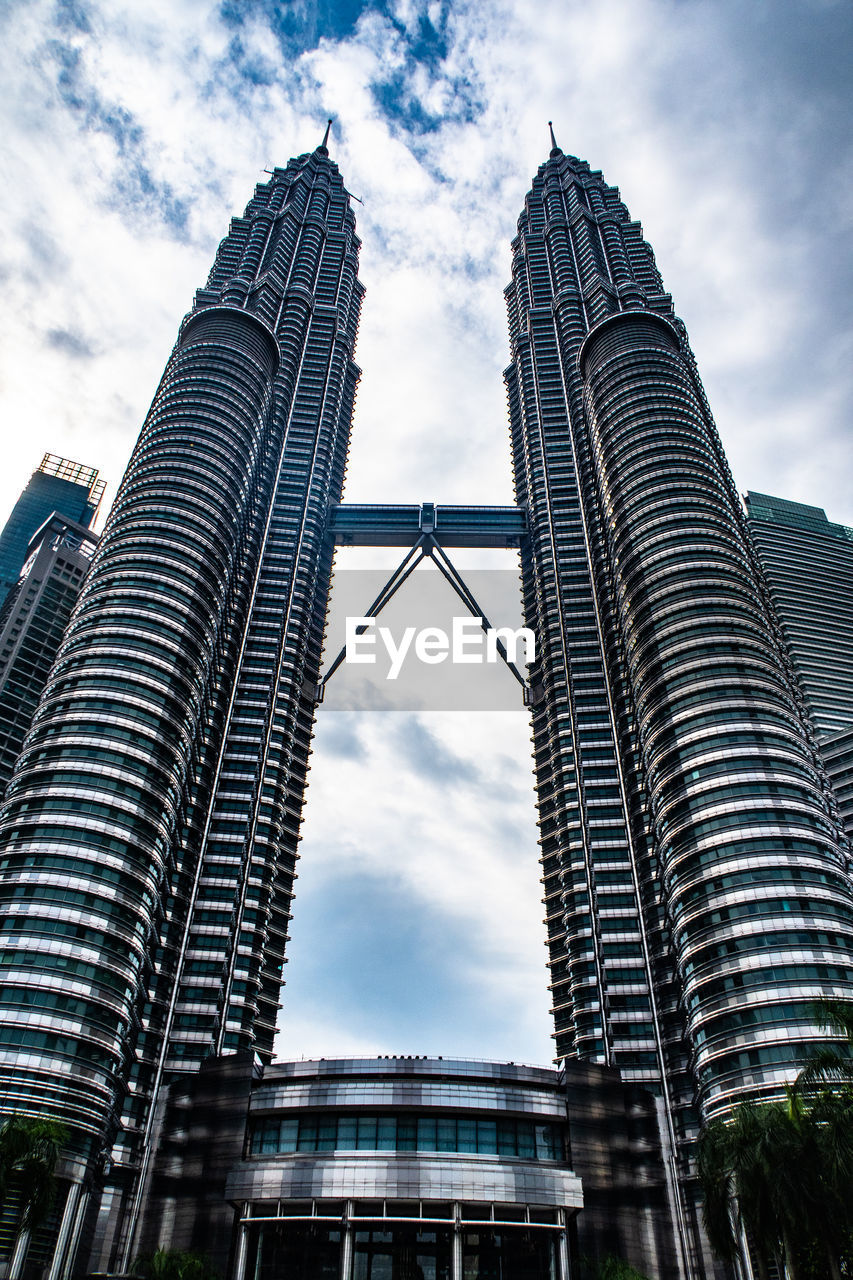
[317,118,332,156]
[548,120,561,157]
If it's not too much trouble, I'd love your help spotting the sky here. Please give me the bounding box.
[0,0,851,1067]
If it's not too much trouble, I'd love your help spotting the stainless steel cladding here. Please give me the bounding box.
[505,141,853,1276]
[579,310,853,1120]
[0,143,364,1214]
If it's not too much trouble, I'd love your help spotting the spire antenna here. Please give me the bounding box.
[548,121,560,156]
[318,118,332,155]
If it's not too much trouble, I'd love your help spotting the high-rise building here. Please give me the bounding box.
[0,132,851,1280]
[744,491,853,841]
[0,133,364,1274]
[504,133,853,1269]
[825,731,853,846]
[0,514,98,795]
[0,455,103,603]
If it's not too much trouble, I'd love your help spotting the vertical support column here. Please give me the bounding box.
[46,1182,85,1280]
[8,1229,30,1280]
[558,1216,572,1279]
[59,1187,90,1280]
[452,1203,463,1280]
[231,1208,249,1280]
[340,1201,354,1280]
[253,1226,264,1280]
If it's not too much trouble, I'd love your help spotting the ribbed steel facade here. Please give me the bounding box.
[505,142,853,1271]
[0,142,363,1269]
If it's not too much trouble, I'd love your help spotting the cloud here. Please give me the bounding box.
[277,861,547,1059]
[317,711,369,760]
[392,715,480,787]
[286,708,551,1060]
[44,327,96,358]
[285,706,548,1054]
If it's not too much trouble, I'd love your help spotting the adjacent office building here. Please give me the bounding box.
[0,456,103,604]
[0,457,103,795]
[0,515,98,796]
[0,133,850,1280]
[744,491,853,841]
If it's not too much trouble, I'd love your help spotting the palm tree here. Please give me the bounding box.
[698,1086,853,1280]
[0,1115,68,1236]
[789,997,853,1278]
[797,997,853,1095]
[790,1086,853,1280]
[696,1099,809,1280]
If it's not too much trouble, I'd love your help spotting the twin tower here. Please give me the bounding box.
[0,133,850,1279]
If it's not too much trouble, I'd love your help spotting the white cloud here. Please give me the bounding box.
[279,709,553,1063]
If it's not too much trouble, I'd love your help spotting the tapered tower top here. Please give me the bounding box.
[548,120,561,157]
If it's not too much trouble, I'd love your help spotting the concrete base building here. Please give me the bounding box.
[132,1055,681,1280]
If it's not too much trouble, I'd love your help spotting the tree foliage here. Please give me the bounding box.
[797,997,853,1094]
[697,999,853,1280]
[132,1248,219,1280]
[0,1115,68,1233]
[594,1257,652,1280]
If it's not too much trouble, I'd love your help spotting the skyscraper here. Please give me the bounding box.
[504,132,853,1265]
[744,491,853,841]
[0,132,363,1271]
[0,455,103,603]
[0,131,850,1280]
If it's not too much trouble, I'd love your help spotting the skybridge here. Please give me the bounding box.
[328,502,526,548]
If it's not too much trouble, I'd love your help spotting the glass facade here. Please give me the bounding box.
[353,1226,452,1280]
[253,1223,343,1280]
[247,1220,559,1280]
[744,491,853,844]
[250,1114,562,1159]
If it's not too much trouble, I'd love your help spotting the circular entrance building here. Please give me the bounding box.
[138,1053,680,1279]
[228,1057,581,1280]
